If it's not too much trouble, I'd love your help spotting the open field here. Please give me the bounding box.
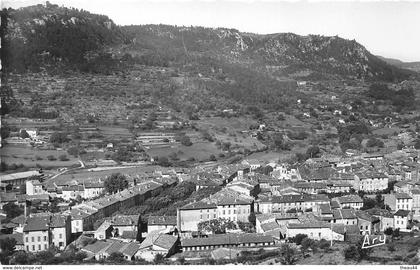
[146,142,222,162]
[98,126,132,138]
[0,145,79,168]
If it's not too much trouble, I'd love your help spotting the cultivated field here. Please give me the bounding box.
[1,145,79,168]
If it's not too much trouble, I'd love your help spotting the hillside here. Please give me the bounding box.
[1,2,127,73]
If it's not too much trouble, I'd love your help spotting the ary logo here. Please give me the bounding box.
[361,234,386,249]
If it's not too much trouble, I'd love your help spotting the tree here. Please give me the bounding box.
[290,233,307,245]
[104,173,128,194]
[153,253,165,264]
[0,237,16,261]
[197,218,237,234]
[67,146,80,157]
[209,154,217,161]
[279,243,298,265]
[107,252,125,263]
[306,145,320,158]
[20,129,30,139]
[50,132,70,144]
[180,135,193,146]
[344,245,359,260]
[384,227,393,236]
[59,154,69,161]
[1,121,11,139]
[3,203,23,219]
[12,251,33,265]
[301,237,316,255]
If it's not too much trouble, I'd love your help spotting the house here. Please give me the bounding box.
[23,216,51,253]
[82,239,139,261]
[258,194,329,214]
[293,181,327,194]
[60,185,85,201]
[383,193,413,212]
[354,171,388,192]
[135,232,178,261]
[94,220,113,240]
[26,180,44,195]
[83,181,104,199]
[411,189,420,219]
[366,208,394,232]
[331,209,357,226]
[50,215,71,250]
[355,210,378,235]
[332,195,363,210]
[181,233,274,251]
[394,210,411,231]
[286,221,344,241]
[177,201,218,232]
[110,215,140,238]
[10,215,26,233]
[0,171,43,187]
[147,216,177,233]
[0,192,18,209]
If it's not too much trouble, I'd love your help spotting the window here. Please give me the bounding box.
[223,210,225,215]
[25,237,28,243]
[38,244,41,250]
[213,214,216,218]
[32,245,35,251]
[59,234,62,239]
[32,237,34,242]
[38,236,41,242]
[44,236,47,241]
[44,244,48,249]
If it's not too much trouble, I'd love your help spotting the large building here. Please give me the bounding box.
[23,214,71,252]
[354,172,388,192]
[258,194,330,214]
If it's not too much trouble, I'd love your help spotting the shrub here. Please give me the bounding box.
[59,154,69,161]
[46,155,56,161]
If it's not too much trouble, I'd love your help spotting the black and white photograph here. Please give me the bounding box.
[0,0,420,267]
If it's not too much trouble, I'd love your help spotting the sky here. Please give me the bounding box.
[3,0,420,62]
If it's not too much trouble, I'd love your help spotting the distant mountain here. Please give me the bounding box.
[377,56,420,73]
[122,25,416,82]
[1,2,416,82]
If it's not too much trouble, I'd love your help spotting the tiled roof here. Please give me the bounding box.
[11,215,26,225]
[262,194,329,204]
[121,242,140,257]
[395,193,412,200]
[23,216,50,232]
[260,221,280,232]
[355,210,374,222]
[83,240,113,254]
[331,224,359,235]
[287,221,331,229]
[111,215,139,226]
[121,231,138,239]
[366,208,394,218]
[335,195,363,204]
[332,209,357,220]
[153,234,178,250]
[319,204,332,215]
[394,209,410,217]
[180,201,217,210]
[50,215,67,228]
[181,233,274,247]
[148,216,177,226]
[84,182,104,189]
[105,240,127,254]
[0,192,18,202]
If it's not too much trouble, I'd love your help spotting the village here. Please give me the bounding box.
[1,144,420,264]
